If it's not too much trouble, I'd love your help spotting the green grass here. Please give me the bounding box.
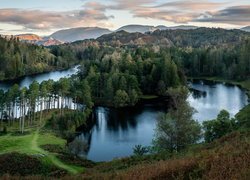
[0,133,37,154]
[37,132,66,147]
[0,128,83,174]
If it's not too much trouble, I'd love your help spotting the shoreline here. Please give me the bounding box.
[0,64,79,83]
[188,77,250,99]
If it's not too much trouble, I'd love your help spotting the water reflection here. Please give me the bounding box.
[72,80,248,162]
[70,105,166,162]
[188,80,248,121]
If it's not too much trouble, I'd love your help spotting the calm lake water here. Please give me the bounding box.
[72,80,248,162]
[0,66,79,91]
[0,69,248,162]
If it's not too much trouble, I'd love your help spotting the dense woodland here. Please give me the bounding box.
[0,27,249,132]
[53,28,250,81]
[0,36,78,80]
[0,28,249,81]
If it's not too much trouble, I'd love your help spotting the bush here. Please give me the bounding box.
[203,110,235,142]
[0,153,63,176]
[236,105,250,129]
[133,145,149,156]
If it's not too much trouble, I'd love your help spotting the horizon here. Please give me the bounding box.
[1,24,248,37]
[0,0,249,36]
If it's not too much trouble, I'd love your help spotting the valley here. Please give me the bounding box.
[0,26,249,179]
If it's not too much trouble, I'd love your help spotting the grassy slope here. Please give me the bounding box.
[59,130,248,179]
[0,126,83,174]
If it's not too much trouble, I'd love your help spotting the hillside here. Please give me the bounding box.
[15,34,43,41]
[241,26,250,32]
[1,122,249,179]
[96,30,172,47]
[116,25,158,33]
[14,34,63,46]
[50,27,112,42]
[69,27,249,48]
[116,25,198,33]
[151,27,250,47]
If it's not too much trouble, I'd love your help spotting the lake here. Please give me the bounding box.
[0,66,79,91]
[0,69,248,162]
[71,80,248,162]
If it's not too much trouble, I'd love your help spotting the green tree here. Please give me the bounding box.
[154,87,201,152]
[236,105,250,129]
[203,110,234,142]
[114,90,129,107]
[129,89,139,106]
[28,81,39,123]
[81,80,93,109]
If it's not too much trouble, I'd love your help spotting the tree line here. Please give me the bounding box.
[0,77,93,133]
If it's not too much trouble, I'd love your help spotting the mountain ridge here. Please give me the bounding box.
[241,26,250,32]
[49,27,112,42]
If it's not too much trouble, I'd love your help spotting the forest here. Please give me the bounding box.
[52,28,250,81]
[0,36,79,80]
[1,28,249,81]
[0,27,249,179]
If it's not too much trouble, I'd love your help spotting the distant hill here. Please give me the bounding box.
[241,26,250,32]
[37,37,64,46]
[15,34,43,41]
[116,25,157,33]
[166,25,198,30]
[151,27,249,48]
[13,34,63,46]
[97,30,172,47]
[50,27,112,42]
[116,25,198,33]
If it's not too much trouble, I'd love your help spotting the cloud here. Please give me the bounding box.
[0,7,113,30]
[194,5,250,25]
[128,0,226,24]
[83,0,227,24]
[155,0,225,11]
[0,0,249,31]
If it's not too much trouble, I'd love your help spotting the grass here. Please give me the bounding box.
[0,133,36,154]
[0,120,83,175]
[0,130,83,174]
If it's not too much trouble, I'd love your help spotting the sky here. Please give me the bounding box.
[0,0,249,35]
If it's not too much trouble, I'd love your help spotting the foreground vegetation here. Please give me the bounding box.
[0,105,249,179]
[0,110,84,176]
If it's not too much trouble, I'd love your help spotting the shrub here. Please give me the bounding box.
[133,145,149,156]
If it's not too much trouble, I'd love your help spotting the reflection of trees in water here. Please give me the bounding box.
[105,108,138,132]
[68,105,165,157]
[68,131,92,158]
[190,88,207,99]
[68,110,98,157]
